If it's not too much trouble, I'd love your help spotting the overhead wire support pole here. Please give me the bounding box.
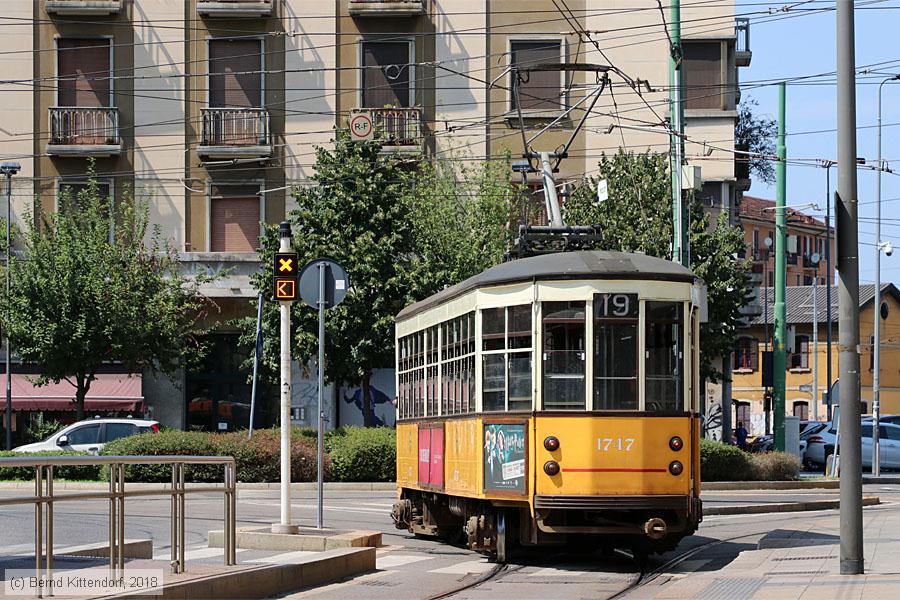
[836,0,863,576]
[823,160,835,422]
[774,83,787,453]
[669,0,687,268]
[873,74,899,477]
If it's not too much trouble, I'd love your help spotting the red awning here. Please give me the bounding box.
[10,374,143,412]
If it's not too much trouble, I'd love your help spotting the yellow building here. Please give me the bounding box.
[731,283,900,435]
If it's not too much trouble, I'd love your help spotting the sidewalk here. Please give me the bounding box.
[630,504,900,599]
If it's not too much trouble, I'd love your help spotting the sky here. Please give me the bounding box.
[737,0,900,285]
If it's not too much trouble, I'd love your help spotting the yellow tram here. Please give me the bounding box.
[391,250,706,560]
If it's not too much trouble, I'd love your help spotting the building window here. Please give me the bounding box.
[58,179,114,242]
[733,337,758,371]
[593,293,638,410]
[791,334,810,369]
[735,401,751,427]
[768,271,775,287]
[645,302,684,412]
[58,38,112,109]
[752,228,760,253]
[683,41,725,110]
[510,39,563,111]
[209,39,263,109]
[361,40,412,108]
[542,301,585,409]
[793,401,809,421]
[482,305,533,412]
[209,185,261,252]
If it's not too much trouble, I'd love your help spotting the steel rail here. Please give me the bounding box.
[0,455,237,598]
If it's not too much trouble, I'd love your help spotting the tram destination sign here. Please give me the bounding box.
[594,293,638,318]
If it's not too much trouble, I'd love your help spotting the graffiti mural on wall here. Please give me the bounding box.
[340,369,396,427]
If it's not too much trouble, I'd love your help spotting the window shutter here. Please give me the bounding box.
[361,41,411,108]
[209,39,263,108]
[750,339,759,371]
[58,39,111,108]
[682,42,722,110]
[510,40,562,111]
[210,185,260,252]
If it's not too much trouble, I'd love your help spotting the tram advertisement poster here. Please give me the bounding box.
[483,423,526,493]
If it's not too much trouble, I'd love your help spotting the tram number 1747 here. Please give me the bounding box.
[597,437,636,451]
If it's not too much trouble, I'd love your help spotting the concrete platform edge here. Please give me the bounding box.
[704,495,880,516]
[208,528,383,551]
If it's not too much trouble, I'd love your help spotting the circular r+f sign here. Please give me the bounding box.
[349,113,374,141]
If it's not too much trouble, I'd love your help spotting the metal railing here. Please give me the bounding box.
[49,107,120,146]
[0,455,236,598]
[368,107,421,147]
[201,107,270,147]
[735,17,750,53]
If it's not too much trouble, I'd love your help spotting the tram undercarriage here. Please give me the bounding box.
[392,489,701,561]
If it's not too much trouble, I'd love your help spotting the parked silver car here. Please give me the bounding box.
[13,418,159,455]
[805,421,900,469]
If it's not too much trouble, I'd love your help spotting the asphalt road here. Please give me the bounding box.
[1,486,898,599]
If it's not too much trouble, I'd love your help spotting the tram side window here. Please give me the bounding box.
[441,312,476,415]
[481,304,533,412]
[645,302,684,412]
[542,301,586,409]
[593,293,638,410]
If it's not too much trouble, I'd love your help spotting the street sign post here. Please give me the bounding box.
[299,259,349,530]
[349,111,374,142]
[272,225,298,534]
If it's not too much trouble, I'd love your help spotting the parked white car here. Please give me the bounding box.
[13,418,159,455]
[805,421,900,470]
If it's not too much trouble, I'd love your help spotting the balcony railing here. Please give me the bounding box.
[366,107,421,149]
[197,0,274,17]
[787,253,798,266]
[45,0,122,15]
[48,107,121,156]
[199,108,272,158]
[735,18,752,66]
[803,255,819,269]
[349,0,426,17]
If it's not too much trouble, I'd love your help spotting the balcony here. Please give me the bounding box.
[199,108,272,160]
[803,255,819,269]
[362,108,422,152]
[178,253,259,298]
[735,18,752,67]
[47,107,122,157]
[45,0,121,15]
[348,0,426,17]
[197,0,274,18]
[735,142,751,191]
[787,253,798,266]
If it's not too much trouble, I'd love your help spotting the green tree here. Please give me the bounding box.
[242,134,514,425]
[736,97,777,185]
[0,177,212,420]
[564,150,752,380]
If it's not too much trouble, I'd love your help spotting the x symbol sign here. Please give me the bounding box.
[279,258,293,272]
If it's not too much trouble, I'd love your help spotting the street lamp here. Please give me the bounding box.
[1,161,20,451]
[872,74,900,478]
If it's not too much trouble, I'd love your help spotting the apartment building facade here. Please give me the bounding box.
[0,0,750,431]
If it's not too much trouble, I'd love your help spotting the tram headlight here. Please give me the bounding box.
[668,460,684,476]
[543,436,560,452]
[543,460,560,476]
[669,436,684,452]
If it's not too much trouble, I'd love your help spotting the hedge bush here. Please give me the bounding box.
[326,427,396,482]
[101,428,329,483]
[750,451,801,481]
[0,450,101,481]
[700,438,752,481]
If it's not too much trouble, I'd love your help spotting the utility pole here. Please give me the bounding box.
[273,221,299,535]
[824,161,835,422]
[872,74,899,477]
[1,162,19,452]
[836,0,863,575]
[773,82,787,452]
[812,270,819,421]
[669,0,688,267]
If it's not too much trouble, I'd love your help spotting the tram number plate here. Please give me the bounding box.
[597,437,635,451]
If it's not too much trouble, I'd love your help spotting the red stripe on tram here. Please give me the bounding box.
[561,468,668,473]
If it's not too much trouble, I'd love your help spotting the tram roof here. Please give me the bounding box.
[398,250,695,320]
